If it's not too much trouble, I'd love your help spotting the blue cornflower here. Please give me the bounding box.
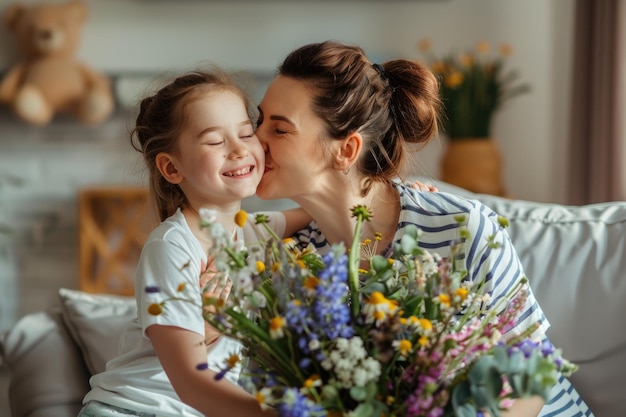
[311,251,354,340]
[276,388,325,417]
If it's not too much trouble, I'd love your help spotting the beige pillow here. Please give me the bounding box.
[58,288,136,375]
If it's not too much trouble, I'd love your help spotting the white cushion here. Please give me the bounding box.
[58,288,136,375]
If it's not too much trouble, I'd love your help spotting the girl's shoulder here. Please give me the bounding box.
[144,208,199,253]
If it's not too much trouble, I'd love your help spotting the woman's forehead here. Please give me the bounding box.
[261,76,311,110]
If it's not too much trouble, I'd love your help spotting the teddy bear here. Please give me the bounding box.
[0,0,114,126]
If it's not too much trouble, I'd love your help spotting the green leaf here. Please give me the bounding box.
[351,403,375,417]
[455,403,478,417]
[350,386,368,401]
[399,234,417,255]
[372,255,392,272]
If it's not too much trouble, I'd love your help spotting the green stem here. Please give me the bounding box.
[225,309,305,384]
[349,215,364,317]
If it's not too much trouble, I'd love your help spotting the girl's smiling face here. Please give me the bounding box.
[166,88,264,209]
[255,75,332,202]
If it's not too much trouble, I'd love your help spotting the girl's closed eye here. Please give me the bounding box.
[239,128,255,139]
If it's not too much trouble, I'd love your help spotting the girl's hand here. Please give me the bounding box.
[200,259,232,312]
[199,258,231,347]
[411,180,438,192]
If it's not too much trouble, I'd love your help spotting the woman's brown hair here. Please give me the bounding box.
[278,40,441,194]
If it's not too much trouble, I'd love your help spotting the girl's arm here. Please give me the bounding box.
[147,324,275,417]
[281,207,313,237]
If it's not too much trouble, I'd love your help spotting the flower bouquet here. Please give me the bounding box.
[150,207,576,417]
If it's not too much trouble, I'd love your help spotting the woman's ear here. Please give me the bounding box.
[156,152,183,184]
[335,131,363,171]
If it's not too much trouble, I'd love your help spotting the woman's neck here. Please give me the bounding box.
[294,179,400,252]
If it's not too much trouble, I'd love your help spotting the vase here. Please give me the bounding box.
[440,138,506,196]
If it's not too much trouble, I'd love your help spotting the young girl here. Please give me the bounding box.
[77,69,309,417]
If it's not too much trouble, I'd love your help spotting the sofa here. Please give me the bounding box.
[1,180,625,417]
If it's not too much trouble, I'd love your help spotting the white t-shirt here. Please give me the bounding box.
[84,208,285,417]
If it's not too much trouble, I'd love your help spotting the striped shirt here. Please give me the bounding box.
[293,182,594,417]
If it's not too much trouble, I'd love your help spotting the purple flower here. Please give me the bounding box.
[145,286,160,293]
[541,339,556,356]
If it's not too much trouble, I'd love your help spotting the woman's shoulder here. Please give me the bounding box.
[396,182,493,217]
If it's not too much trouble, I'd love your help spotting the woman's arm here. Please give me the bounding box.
[147,324,275,417]
[502,397,544,417]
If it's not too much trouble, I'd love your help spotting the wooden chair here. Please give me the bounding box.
[78,186,154,295]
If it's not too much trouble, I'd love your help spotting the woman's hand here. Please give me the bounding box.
[410,180,438,192]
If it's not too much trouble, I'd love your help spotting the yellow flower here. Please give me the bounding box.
[459,53,473,67]
[234,210,247,227]
[418,318,432,331]
[431,60,446,74]
[454,287,469,301]
[255,391,265,405]
[444,71,464,88]
[147,303,163,316]
[417,38,432,52]
[500,43,513,56]
[476,40,491,54]
[254,388,273,409]
[363,291,398,324]
[438,294,451,308]
[304,276,320,291]
[303,374,321,389]
[256,261,265,273]
[418,335,429,347]
[226,353,240,368]
[269,316,285,339]
[176,283,186,292]
[394,339,413,356]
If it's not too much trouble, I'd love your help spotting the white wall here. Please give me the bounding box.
[0,0,574,202]
[0,0,574,330]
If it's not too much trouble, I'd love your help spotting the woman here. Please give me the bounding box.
[255,40,592,417]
